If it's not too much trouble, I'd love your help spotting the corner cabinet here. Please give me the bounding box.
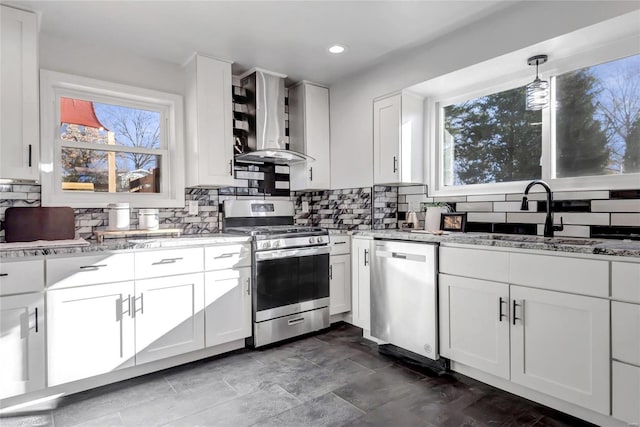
[0,5,39,181]
[288,81,331,191]
[373,92,424,185]
[184,54,235,187]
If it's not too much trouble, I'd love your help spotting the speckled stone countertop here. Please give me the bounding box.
[353,230,640,258]
[0,233,251,259]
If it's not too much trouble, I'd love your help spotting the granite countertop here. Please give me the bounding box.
[355,230,640,258]
[0,233,252,259]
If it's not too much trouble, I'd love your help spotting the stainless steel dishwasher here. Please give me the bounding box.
[371,240,439,361]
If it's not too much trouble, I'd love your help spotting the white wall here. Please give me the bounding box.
[329,1,640,190]
[39,32,185,95]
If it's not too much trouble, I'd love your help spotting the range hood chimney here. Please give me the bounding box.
[235,68,313,165]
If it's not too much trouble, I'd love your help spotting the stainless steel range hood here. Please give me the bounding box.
[235,68,313,165]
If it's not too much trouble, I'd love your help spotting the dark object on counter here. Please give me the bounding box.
[4,207,75,242]
[440,212,467,232]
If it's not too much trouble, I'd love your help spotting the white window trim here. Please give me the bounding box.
[426,29,640,197]
[40,70,185,208]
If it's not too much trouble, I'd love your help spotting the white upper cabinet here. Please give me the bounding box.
[184,54,235,187]
[373,92,424,185]
[0,5,39,181]
[289,81,331,191]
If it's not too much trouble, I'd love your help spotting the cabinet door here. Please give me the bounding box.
[0,293,44,399]
[134,273,205,364]
[612,361,640,425]
[373,94,401,184]
[204,267,251,347]
[330,254,351,315]
[185,55,234,187]
[439,274,510,379]
[510,286,610,414]
[47,282,135,386]
[0,6,39,181]
[351,238,371,330]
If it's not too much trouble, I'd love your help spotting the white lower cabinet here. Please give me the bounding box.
[47,282,135,386]
[134,273,205,365]
[330,254,351,315]
[351,237,371,330]
[612,361,640,425]
[510,285,610,414]
[438,274,510,379]
[204,267,251,347]
[0,293,44,399]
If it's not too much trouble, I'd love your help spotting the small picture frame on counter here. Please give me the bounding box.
[440,212,467,232]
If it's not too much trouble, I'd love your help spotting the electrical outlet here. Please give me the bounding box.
[188,200,198,215]
[301,201,310,213]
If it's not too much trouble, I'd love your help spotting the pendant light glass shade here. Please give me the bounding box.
[525,55,549,111]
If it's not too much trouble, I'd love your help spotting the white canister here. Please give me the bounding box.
[107,203,130,231]
[138,208,159,230]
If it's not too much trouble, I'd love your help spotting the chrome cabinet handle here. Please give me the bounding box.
[246,278,251,295]
[288,317,305,326]
[364,249,369,266]
[214,253,237,259]
[79,264,107,271]
[499,297,507,322]
[229,160,233,176]
[393,156,398,173]
[134,294,144,316]
[309,167,313,181]
[329,265,333,280]
[512,299,523,325]
[28,144,32,167]
[333,242,347,245]
[34,307,38,333]
[0,273,8,277]
[153,257,183,265]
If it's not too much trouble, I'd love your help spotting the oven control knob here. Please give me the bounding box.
[262,242,271,249]
[272,241,280,248]
[309,237,314,243]
[316,236,323,244]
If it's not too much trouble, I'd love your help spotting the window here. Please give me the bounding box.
[40,71,184,207]
[431,51,640,195]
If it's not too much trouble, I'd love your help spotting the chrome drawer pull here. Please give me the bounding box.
[79,264,107,271]
[288,318,305,326]
[214,253,237,259]
[153,257,183,265]
[0,273,8,277]
[333,242,347,245]
[34,307,38,333]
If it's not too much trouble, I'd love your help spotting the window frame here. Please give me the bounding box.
[40,70,185,208]
[428,35,640,196]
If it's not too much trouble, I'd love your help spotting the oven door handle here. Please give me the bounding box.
[255,246,331,261]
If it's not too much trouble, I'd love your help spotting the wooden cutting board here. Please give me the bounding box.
[4,207,75,242]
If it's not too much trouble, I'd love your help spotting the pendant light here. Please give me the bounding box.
[526,55,549,111]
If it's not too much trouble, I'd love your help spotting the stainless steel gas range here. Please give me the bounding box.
[223,200,330,347]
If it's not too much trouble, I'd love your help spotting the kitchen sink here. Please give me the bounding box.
[471,234,601,246]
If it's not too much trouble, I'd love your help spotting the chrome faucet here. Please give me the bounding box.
[521,180,564,237]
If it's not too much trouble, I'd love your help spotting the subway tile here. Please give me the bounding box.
[456,202,492,212]
[397,195,406,204]
[467,194,506,202]
[610,189,640,199]
[432,195,467,203]
[275,181,290,189]
[493,201,537,212]
[398,185,427,195]
[592,199,640,212]
[467,212,506,223]
[506,190,609,202]
[554,212,609,225]
[536,224,591,238]
[275,165,290,174]
[611,213,640,227]
[506,212,547,224]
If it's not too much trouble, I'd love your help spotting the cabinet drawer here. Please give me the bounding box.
[329,235,351,255]
[0,258,44,295]
[509,253,608,297]
[47,253,134,289]
[439,246,509,282]
[612,262,640,302]
[135,248,204,279]
[204,244,250,271]
[612,361,640,425]
[612,301,640,366]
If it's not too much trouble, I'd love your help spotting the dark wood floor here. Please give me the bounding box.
[0,323,595,427]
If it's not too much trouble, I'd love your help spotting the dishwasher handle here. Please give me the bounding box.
[375,250,426,263]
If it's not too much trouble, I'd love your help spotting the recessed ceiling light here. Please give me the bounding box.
[328,45,346,54]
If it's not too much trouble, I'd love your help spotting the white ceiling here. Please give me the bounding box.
[4,0,518,85]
